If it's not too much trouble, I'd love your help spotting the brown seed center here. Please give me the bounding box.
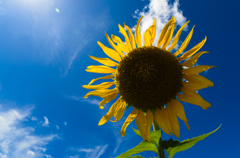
[115,46,183,111]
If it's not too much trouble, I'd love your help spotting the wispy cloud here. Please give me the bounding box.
[68,95,101,106]
[56,125,59,129]
[63,45,83,77]
[42,116,49,127]
[113,138,122,154]
[31,116,38,121]
[0,106,57,158]
[0,7,7,15]
[64,122,67,126]
[132,0,187,47]
[68,95,82,101]
[83,98,101,106]
[78,144,108,158]
[69,155,79,158]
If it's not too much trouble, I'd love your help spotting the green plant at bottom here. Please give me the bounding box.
[115,124,221,158]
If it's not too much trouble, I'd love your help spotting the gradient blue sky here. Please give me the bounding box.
[0,0,239,158]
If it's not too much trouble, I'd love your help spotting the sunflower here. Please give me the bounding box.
[83,16,215,142]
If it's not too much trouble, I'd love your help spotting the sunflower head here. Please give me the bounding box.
[83,16,215,142]
[116,46,183,111]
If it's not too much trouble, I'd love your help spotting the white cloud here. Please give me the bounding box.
[132,0,187,47]
[78,144,108,158]
[82,98,100,106]
[69,155,79,158]
[42,116,49,127]
[45,155,53,158]
[78,148,93,152]
[0,7,7,15]
[0,107,57,158]
[31,116,37,121]
[69,95,81,101]
[68,95,101,106]
[56,125,59,129]
[27,150,35,156]
[64,122,67,126]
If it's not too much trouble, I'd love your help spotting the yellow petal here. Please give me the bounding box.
[88,75,114,85]
[174,25,195,56]
[98,98,121,125]
[86,65,116,74]
[89,56,118,67]
[99,92,118,109]
[136,109,147,141]
[111,99,126,122]
[183,74,214,87]
[105,32,125,58]
[119,24,132,51]
[184,121,190,130]
[159,108,173,134]
[120,108,138,136]
[111,34,129,53]
[178,36,207,61]
[143,26,154,46]
[97,41,121,62]
[177,87,211,109]
[135,16,143,48]
[182,81,209,91]
[150,18,157,44]
[168,99,188,122]
[162,17,176,49]
[167,21,190,51]
[84,88,117,99]
[168,99,190,130]
[183,65,216,76]
[154,108,171,135]
[82,82,115,90]
[124,23,136,49]
[157,17,174,47]
[146,109,153,142]
[143,17,157,46]
[181,51,210,67]
[165,105,180,138]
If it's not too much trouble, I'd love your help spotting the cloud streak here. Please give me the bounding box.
[64,45,83,77]
[78,144,108,158]
[0,107,57,158]
[0,7,7,15]
[68,95,101,106]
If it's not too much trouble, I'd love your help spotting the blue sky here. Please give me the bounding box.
[0,0,239,157]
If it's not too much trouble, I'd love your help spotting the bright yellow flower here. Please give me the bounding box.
[83,16,215,142]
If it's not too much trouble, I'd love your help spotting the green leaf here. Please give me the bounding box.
[164,124,221,158]
[132,128,162,146]
[161,138,180,149]
[116,141,159,158]
[132,128,141,136]
[127,155,143,158]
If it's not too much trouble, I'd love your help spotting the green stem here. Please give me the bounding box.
[153,121,166,158]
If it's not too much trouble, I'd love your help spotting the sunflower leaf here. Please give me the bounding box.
[161,138,180,149]
[132,128,162,147]
[127,155,143,158]
[110,156,144,158]
[132,128,141,136]
[115,141,159,158]
[163,124,221,158]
